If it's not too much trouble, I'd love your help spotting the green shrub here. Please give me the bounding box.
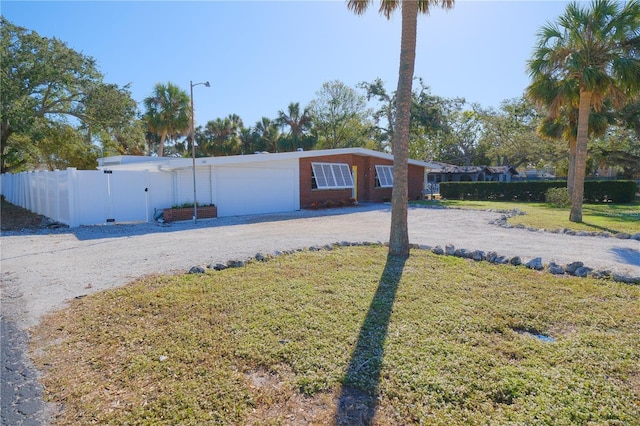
[545,187,570,207]
[439,180,637,203]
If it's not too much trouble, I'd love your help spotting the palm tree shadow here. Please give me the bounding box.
[580,221,620,234]
[335,254,407,425]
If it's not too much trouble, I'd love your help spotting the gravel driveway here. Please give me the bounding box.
[1,204,639,425]
[2,203,638,330]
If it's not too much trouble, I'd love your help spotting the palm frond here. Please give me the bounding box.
[348,0,454,19]
[347,0,371,15]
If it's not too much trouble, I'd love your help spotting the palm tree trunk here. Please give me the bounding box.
[567,137,576,196]
[158,131,167,157]
[570,89,591,223]
[389,0,418,257]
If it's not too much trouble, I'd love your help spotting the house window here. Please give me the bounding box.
[311,162,354,189]
[374,165,393,188]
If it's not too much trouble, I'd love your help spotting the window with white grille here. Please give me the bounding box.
[375,165,394,188]
[311,163,354,189]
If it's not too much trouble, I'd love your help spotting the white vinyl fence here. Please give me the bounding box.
[1,168,173,227]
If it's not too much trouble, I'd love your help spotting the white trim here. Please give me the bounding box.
[375,165,394,188]
[97,148,443,172]
[311,162,354,189]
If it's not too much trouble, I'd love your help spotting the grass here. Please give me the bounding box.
[31,246,640,425]
[412,200,640,235]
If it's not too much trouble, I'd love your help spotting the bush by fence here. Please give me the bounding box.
[439,180,637,203]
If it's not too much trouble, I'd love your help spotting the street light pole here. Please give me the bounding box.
[190,80,210,222]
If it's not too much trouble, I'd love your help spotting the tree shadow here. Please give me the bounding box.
[610,247,640,267]
[334,254,407,425]
[580,221,621,234]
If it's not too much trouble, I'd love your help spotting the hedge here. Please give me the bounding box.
[439,180,637,203]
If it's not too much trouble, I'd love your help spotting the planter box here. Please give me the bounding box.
[162,205,217,222]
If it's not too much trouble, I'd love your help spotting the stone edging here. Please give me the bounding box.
[187,241,640,285]
[412,204,640,240]
[487,208,640,240]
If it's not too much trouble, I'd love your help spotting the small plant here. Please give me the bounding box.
[310,201,319,210]
[545,187,570,208]
[348,197,357,205]
[171,202,215,209]
[324,199,335,208]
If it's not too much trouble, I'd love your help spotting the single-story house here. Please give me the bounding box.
[426,163,518,184]
[97,148,441,219]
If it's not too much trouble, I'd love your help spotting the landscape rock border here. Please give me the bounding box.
[413,203,640,241]
[488,208,640,240]
[187,240,640,285]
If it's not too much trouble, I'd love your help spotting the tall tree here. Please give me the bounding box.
[348,0,455,256]
[143,82,190,157]
[238,126,257,155]
[591,126,640,178]
[309,80,372,149]
[33,121,100,170]
[361,77,458,158]
[276,102,314,151]
[83,83,146,156]
[360,78,396,151]
[439,105,484,166]
[478,97,549,169]
[253,117,281,153]
[527,0,640,222]
[0,17,139,172]
[197,114,243,156]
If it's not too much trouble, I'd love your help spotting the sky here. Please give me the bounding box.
[2,1,573,129]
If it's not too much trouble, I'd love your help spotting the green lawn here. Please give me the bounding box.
[32,246,640,425]
[412,200,640,235]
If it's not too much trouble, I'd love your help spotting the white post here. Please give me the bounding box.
[68,168,79,227]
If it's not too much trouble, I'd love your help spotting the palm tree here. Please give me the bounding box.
[530,76,613,194]
[527,0,640,222]
[199,114,243,156]
[238,127,257,154]
[348,0,455,257]
[253,117,281,153]
[276,102,313,148]
[143,82,190,157]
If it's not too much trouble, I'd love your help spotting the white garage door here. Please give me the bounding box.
[215,165,298,217]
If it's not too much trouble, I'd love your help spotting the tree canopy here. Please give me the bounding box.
[309,80,373,150]
[527,0,640,222]
[143,82,191,157]
[0,17,142,172]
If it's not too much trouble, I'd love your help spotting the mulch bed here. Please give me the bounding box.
[1,197,51,231]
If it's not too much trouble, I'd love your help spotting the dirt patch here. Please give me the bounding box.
[1,197,43,231]
[243,367,335,425]
[0,197,65,232]
[243,368,380,425]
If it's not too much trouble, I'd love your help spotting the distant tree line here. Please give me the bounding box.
[2,15,638,182]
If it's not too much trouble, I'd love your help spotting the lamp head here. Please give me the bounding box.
[204,81,210,87]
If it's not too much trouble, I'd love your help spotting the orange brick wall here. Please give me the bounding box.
[408,164,425,200]
[299,154,424,208]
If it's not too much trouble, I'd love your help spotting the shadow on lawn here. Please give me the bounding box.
[580,221,623,235]
[335,254,407,425]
